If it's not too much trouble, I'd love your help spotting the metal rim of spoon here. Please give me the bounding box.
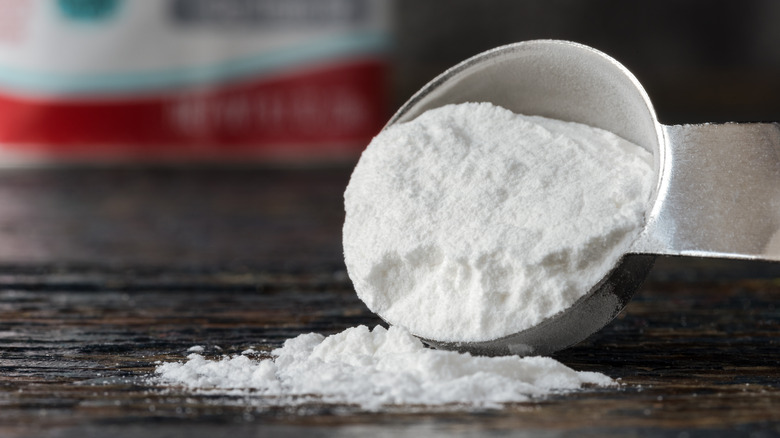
[384,39,780,356]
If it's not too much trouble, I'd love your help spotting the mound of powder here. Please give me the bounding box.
[155,325,613,410]
[343,102,654,342]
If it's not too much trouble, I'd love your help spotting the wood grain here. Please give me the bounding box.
[0,168,778,437]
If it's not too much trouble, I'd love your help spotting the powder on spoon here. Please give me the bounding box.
[155,324,614,410]
[343,102,654,342]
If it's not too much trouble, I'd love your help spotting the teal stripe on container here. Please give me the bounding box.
[0,31,389,95]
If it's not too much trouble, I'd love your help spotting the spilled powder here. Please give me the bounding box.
[343,102,654,342]
[155,325,614,410]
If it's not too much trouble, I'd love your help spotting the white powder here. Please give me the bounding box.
[343,102,654,342]
[155,102,648,409]
[155,325,614,410]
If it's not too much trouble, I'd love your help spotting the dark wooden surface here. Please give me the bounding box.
[0,168,779,437]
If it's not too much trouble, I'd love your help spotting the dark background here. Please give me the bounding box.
[393,0,780,124]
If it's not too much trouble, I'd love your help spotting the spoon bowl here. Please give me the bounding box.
[384,40,780,356]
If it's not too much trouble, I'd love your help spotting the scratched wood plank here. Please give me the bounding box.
[0,270,779,438]
[0,168,778,437]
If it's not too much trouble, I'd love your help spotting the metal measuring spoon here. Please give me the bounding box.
[384,40,780,356]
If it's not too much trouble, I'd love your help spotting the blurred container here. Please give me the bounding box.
[0,0,392,164]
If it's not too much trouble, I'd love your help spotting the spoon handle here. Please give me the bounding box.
[632,123,780,261]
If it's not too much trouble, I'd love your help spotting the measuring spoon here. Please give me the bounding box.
[386,40,780,356]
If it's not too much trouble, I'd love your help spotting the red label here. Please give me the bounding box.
[0,59,388,161]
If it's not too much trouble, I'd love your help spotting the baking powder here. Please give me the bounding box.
[343,102,654,342]
[155,325,613,410]
[154,102,641,408]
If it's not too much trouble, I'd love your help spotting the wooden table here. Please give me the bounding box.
[0,168,779,437]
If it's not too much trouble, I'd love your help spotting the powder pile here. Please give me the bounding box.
[155,325,613,410]
[343,102,654,342]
